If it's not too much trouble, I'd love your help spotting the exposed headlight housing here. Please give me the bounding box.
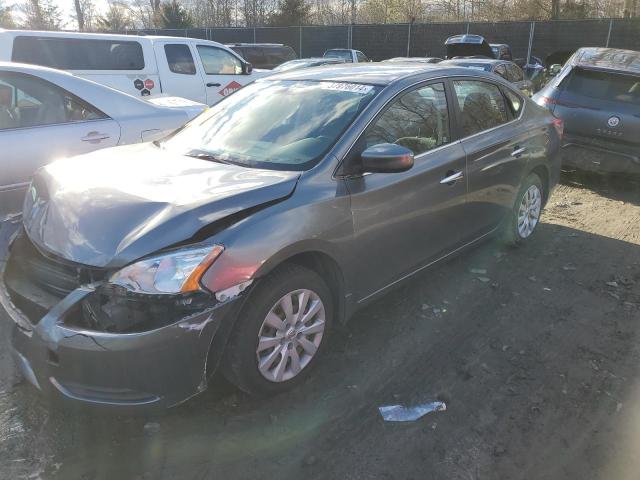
[109,244,224,295]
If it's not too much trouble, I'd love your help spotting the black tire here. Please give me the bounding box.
[222,263,333,396]
[503,172,544,245]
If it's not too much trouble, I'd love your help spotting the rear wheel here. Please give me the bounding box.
[222,264,333,396]
[503,172,544,245]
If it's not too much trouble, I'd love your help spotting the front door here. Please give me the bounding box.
[345,81,468,302]
[193,44,250,106]
[153,41,207,103]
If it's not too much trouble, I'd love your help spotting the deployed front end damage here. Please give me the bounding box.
[1,230,251,408]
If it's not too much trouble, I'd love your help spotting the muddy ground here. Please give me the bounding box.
[1,172,639,480]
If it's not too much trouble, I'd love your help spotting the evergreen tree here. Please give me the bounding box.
[160,0,194,28]
[269,0,310,26]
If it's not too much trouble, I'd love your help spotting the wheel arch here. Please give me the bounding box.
[530,164,550,205]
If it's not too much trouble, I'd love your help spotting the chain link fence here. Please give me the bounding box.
[120,18,640,63]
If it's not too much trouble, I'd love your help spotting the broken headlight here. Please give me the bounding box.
[109,244,224,295]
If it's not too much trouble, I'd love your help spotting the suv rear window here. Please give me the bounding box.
[565,68,640,104]
[12,36,145,71]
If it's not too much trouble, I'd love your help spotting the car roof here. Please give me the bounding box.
[572,47,640,75]
[0,29,231,49]
[442,58,505,65]
[261,62,498,86]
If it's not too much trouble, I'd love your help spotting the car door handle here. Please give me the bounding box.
[206,82,221,87]
[81,132,111,143]
[511,147,527,157]
[440,170,464,185]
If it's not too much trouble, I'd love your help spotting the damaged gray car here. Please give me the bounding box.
[0,63,562,408]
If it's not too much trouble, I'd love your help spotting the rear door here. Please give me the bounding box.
[193,44,250,105]
[153,41,206,103]
[0,71,119,214]
[452,79,531,241]
[346,81,468,301]
[555,67,640,155]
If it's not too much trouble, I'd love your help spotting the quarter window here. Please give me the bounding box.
[12,36,144,70]
[356,52,369,62]
[165,44,196,75]
[507,64,524,82]
[365,82,450,156]
[504,88,523,116]
[0,72,106,131]
[453,80,509,137]
[196,46,242,75]
[494,64,508,80]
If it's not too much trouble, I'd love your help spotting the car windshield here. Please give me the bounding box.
[162,80,379,170]
[324,50,352,61]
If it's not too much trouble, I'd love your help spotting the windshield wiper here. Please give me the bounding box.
[184,150,237,166]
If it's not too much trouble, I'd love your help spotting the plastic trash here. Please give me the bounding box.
[378,401,446,422]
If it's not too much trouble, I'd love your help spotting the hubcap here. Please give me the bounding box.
[517,184,542,239]
[256,289,326,383]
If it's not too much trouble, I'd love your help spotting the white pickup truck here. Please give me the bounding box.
[0,29,268,105]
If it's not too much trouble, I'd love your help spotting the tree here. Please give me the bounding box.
[96,1,134,30]
[73,0,95,30]
[0,2,15,27]
[159,0,193,27]
[269,0,310,25]
[20,0,63,29]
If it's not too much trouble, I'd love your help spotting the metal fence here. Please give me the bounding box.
[120,18,640,62]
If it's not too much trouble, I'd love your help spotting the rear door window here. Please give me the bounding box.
[564,68,640,104]
[453,80,510,137]
[12,36,145,70]
[0,72,106,130]
[356,51,369,62]
[365,82,450,155]
[196,46,242,75]
[164,44,196,75]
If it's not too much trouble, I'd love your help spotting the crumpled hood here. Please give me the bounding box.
[23,143,299,268]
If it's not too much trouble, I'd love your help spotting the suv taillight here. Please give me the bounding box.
[552,118,564,140]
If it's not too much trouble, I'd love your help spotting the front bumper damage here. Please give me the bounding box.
[0,234,247,410]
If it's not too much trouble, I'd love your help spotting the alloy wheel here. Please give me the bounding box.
[256,289,326,382]
[517,184,542,239]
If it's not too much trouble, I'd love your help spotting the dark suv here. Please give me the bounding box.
[534,47,640,174]
[228,43,297,70]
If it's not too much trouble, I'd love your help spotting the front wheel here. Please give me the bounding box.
[503,172,544,245]
[222,264,333,396]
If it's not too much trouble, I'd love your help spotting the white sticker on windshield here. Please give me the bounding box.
[321,82,374,95]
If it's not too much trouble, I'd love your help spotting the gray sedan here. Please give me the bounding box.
[441,58,532,94]
[1,63,561,408]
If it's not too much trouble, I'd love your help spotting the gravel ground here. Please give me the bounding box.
[0,172,639,480]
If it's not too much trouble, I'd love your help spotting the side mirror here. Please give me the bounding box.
[548,64,562,77]
[361,143,414,174]
[243,62,253,75]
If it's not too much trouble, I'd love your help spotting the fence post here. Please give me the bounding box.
[605,18,613,47]
[526,21,535,65]
[299,26,303,57]
[348,24,353,49]
[406,22,412,57]
[466,23,470,34]
[253,26,256,43]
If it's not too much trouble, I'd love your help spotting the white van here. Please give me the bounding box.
[0,29,266,105]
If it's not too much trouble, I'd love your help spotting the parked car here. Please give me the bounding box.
[490,43,513,61]
[445,34,494,59]
[441,58,532,94]
[514,56,546,91]
[323,48,370,63]
[383,57,443,63]
[272,57,344,73]
[0,63,561,409]
[0,29,264,105]
[228,43,297,70]
[534,47,640,174]
[0,62,206,216]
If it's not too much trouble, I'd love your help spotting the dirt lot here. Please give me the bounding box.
[1,172,639,480]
